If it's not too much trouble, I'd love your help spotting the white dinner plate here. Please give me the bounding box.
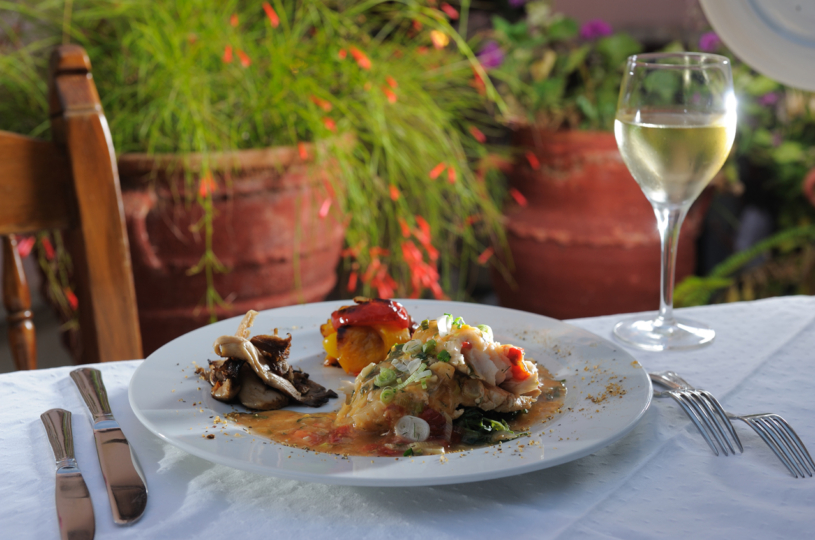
[129,299,651,486]
[700,0,815,91]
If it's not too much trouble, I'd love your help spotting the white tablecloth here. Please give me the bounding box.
[2,296,814,539]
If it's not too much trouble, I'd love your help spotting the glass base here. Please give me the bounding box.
[613,314,715,352]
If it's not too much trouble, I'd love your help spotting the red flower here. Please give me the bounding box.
[417,46,428,55]
[412,20,423,31]
[198,172,217,198]
[465,214,482,226]
[428,162,446,180]
[262,2,280,28]
[447,166,457,184]
[230,13,239,27]
[223,45,233,63]
[509,187,528,207]
[237,49,251,67]
[64,288,79,310]
[347,271,358,292]
[477,247,494,265]
[525,151,540,170]
[349,47,371,70]
[389,184,400,201]
[297,142,308,160]
[415,216,431,238]
[398,218,411,238]
[322,117,336,131]
[386,76,398,89]
[468,125,486,143]
[440,3,459,19]
[310,95,332,111]
[322,179,336,198]
[318,199,332,219]
[40,237,55,261]
[471,67,486,95]
[338,48,347,60]
[382,86,397,103]
[16,236,35,258]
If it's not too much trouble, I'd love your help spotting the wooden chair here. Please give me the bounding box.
[0,44,142,369]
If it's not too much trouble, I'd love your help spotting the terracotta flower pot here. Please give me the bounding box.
[492,127,709,319]
[118,143,344,355]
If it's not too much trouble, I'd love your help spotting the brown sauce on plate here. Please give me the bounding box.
[227,366,565,457]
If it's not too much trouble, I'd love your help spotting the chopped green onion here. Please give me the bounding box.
[421,379,427,389]
[380,387,395,404]
[375,368,397,387]
[403,448,414,456]
[420,319,430,330]
[393,343,404,353]
[395,363,428,390]
[453,316,465,328]
[476,324,493,341]
[437,350,451,362]
[422,339,437,354]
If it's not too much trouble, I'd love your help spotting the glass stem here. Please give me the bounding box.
[654,204,689,325]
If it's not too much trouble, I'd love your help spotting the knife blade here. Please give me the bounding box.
[41,408,95,540]
[70,368,148,524]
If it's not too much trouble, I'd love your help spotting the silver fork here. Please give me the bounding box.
[651,371,815,478]
[726,412,815,478]
[649,371,743,456]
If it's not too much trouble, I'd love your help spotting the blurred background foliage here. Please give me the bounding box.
[0,0,512,317]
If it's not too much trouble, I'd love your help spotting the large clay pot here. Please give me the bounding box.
[119,143,344,355]
[492,128,709,319]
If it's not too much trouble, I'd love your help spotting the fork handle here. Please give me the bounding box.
[650,371,695,391]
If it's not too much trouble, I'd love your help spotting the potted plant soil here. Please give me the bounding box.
[1,0,507,354]
[478,2,710,319]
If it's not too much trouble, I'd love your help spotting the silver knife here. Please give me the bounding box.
[41,408,95,540]
[71,368,148,524]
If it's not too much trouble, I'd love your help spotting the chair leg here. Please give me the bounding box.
[2,235,37,370]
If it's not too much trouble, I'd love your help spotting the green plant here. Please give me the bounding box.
[0,0,510,321]
[479,0,641,130]
[673,32,815,306]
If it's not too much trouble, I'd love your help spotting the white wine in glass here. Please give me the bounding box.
[613,53,737,351]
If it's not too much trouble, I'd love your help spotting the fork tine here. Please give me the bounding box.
[698,390,743,453]
[745,417,802,478]
[765,416,814,477]
[684,392,731,455]
[669,391,720,455]
[690,391,737,455]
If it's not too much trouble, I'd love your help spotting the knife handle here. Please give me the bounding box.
[41,408,77,468]
[70,368,115,423]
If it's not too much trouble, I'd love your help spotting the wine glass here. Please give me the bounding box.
[613,52,737,351]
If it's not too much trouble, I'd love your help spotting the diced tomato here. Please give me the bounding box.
[507,346,524,364]
[507,346,531,380]
[331,298,411,330]
[511,364,530,381]
[419,408,447,439]
[461,341,472,352]
[328,425,353,444]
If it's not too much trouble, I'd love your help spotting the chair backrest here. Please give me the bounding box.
[0,44,142,369]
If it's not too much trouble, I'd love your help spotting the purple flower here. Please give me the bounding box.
[579,19,612,40]
[758,92,779,106]
[508,0,528,6]
[478,41,504,69]
[699,32,721,52]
